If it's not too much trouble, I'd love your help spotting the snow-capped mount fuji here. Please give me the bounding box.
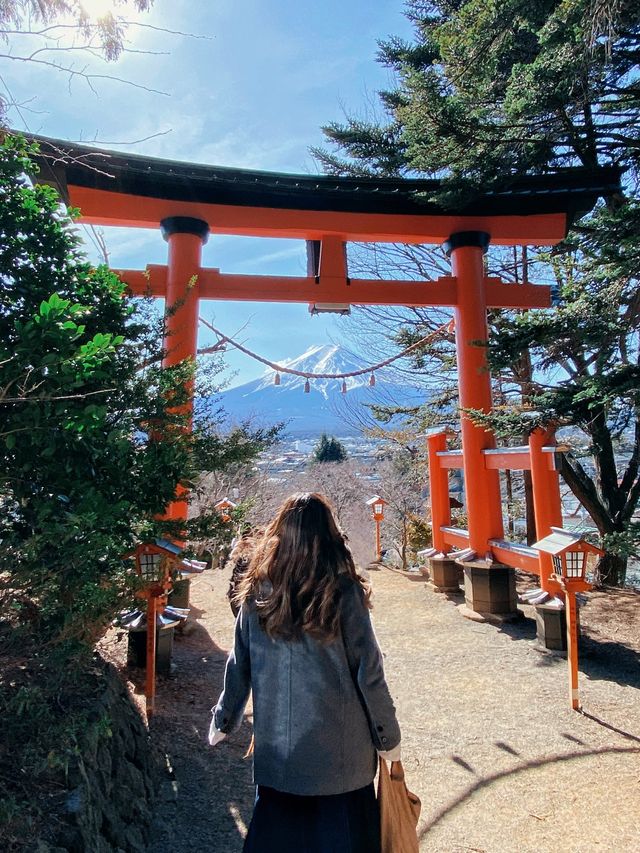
[253,344,371,396]
[215,343,422,438]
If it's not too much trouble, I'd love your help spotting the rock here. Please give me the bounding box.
[64,787,84,815]
[123,825,146,852]
[32,658,157,853]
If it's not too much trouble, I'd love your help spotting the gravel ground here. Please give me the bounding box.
[373,570,640,852]
[101,565,640,852]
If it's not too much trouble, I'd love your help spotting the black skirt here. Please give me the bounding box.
[242,782,381,853]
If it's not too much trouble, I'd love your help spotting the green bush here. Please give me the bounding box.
[0,134,275,653]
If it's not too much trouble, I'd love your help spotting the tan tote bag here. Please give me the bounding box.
[378,757,421,853]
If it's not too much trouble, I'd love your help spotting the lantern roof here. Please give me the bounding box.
[154,537,183,556]
[533,527,603,557]
[125,538,183,559]
[366,495,386,507]
[215,497,237,509]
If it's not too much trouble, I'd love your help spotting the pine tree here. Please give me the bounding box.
[312,433,348,463]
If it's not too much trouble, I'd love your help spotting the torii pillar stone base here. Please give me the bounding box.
[426,556,464,593]
[459,561,521,623]
[535,603,568,652]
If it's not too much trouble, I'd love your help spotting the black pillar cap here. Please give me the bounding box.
[443,231,490,257]
[160,216,210,244]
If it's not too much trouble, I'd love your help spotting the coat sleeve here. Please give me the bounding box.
[213,603,251,733]
[340,581,401,752]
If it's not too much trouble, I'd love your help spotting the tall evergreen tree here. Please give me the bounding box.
[315,1,640,585]
[312,433,348,463]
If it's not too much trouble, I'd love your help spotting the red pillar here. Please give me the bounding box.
[426,432,451,553]
[529,427,563,595]
[161,216,209,524]
[446,232,504,554]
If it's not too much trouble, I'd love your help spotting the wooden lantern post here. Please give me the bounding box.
[213,498,237,568]
[130,540,184,717]
[145,593,158,716]
[366,495,387,561]
[533,528,603,710]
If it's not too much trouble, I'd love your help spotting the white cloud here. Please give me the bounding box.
[4,0,413,385]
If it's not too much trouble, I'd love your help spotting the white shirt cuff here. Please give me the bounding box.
[378,742,402,762]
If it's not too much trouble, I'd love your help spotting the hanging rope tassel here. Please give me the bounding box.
[274,372,281,385]
[304,379,310,393]
[369,373,376,387]
[341,380,347,394]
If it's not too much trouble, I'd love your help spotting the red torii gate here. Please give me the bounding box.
[33,136,619,624]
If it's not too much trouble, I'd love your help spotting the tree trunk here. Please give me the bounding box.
[505,469,514,535]
[523,470,536,546]
[596,552,628,587]
[401,516,408,570]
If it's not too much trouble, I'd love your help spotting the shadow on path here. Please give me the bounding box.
[578,709,640,743]
[418,744,640,841]
[145,604,254,853]
[495,609,640,689]
[580,634,640,690]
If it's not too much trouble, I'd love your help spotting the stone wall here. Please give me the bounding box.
[38,660,157,853]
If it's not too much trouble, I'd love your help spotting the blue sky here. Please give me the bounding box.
[6,0,412,386]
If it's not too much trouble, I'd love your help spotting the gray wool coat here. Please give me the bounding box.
[213,577,401,796]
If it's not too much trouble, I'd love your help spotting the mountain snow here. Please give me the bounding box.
[252,344,370,398]
[213,343,423,437]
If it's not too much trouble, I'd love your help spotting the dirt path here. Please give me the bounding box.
[143,570,254,853]
[371,570,640,852]
[137,566,640,852]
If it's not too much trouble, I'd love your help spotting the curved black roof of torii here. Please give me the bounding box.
[29,134,621,222]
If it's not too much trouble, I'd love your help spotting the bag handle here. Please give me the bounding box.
[389,759,405,782]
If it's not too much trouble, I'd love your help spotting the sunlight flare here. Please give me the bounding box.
[79,0,120,18]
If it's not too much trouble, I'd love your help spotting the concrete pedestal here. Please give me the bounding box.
[534,604,567,651]
[461,561,520,621]
[127,625,175,675]
[427,556,463,593]
[168,577,191,609]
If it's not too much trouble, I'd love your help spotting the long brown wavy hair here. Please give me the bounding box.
[234,493,370,641]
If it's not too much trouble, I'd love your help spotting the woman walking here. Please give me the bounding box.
[209,493,401,853]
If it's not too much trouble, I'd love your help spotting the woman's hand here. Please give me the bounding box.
[208,716,227,746]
